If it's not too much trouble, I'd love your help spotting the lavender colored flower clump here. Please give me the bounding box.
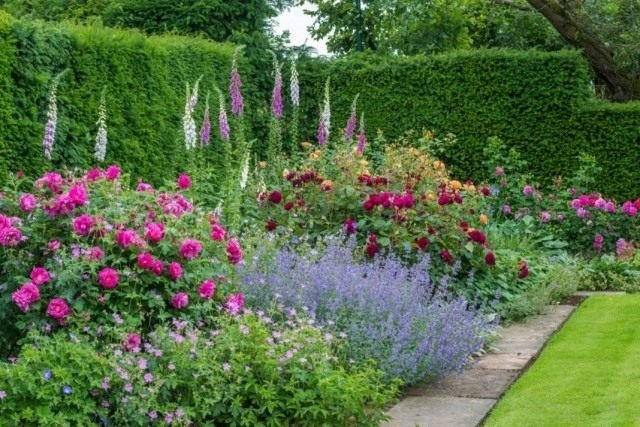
[239,238,495,384]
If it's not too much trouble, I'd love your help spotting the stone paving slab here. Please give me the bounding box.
[382,304,577,427]
[383,396,496,427]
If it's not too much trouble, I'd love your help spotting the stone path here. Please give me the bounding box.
[382,304,577,427]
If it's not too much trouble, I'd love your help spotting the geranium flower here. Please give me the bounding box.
[171,292,189,309]
[224,293,244,315]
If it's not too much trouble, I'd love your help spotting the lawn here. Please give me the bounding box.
[486,295,640,426]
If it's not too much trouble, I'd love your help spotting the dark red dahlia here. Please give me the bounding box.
[265,220,278,231]
[268,191,282,204]
[485,252,496,266]
[468,229,487,245]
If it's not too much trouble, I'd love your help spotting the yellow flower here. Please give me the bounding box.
[464,183,476,192]
[433,160,445,171]
[359,159,369,167]
[479,214,488,225]
[427,192,436,201]
[300,141,312,150]
[449,180,462,191]
[282,169,290,179]
[259,161,268,169]
[423,130,434,140]
[310,150,322,160]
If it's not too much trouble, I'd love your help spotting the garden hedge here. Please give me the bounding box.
[296,51,640,199]
[0,12,268,186]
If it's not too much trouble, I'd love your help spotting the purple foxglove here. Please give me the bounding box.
[344,94,359,141]
[216,87,230,141]
[317,117,328,146]
[357,113,367,154]
[199,93,211,146]
[271,55,284,119]
[230,46,244,116]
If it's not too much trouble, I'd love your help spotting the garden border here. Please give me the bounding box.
[382,295,599,426]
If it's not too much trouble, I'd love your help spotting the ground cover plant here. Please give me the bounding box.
[486,295,640,426]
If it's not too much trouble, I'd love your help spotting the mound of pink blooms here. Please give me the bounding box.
[0,166,245,333]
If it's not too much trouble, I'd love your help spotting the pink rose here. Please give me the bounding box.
[171,292,189,309]
[30,267,50,286]
[224,293,244,315]
[123,333,141,351]
[226,239,243,265]
[179,239,202,260]
[19,193,37,212]
[210,224,226,241]
[198,279,216,299]
[105,165,121,181]
[72,214,94,236]
[11,282,40,312]
[137,252,155,270]
[98,268,119,289]
[47,298,71,322]
[177,174,192,190]
[145,222,165,242]
[168,262,183,280]
[116,229,139,249]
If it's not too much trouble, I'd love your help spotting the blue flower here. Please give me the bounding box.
[62,385,73,395]
[43,370,52,381]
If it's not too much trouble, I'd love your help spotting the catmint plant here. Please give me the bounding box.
[239,237,495,384]
[94,90,108,162]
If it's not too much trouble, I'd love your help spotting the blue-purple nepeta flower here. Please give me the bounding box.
[43,370,52,381]
[230,46,244,116]
[239,237,495,384]
[62,385,73,395]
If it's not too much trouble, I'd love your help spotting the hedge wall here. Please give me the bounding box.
[296,51,640,199]
[0,12,266,185]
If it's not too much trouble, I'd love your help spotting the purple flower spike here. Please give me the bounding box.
[230,46,244,116]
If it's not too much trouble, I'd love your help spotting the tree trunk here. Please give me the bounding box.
[526,0,640,101]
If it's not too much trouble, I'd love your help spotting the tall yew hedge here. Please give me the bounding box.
[296,51,640,199]
[0,12,266,185]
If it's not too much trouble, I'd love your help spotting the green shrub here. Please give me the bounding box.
[296,51,640,199]
[0,12,262,187]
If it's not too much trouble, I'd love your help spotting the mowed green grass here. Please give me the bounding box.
[486,295,640,427]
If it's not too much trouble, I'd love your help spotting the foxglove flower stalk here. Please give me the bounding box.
[271,54,284,119]
[344,94,359,141]
[321,77,331,137]
[43,71,67,160]
[183,77,202,150]
[215,86,230,141]
[199,93,211,146]
[317,116,328,146]
[94,91,108,162]
[357,113,367,154]
[229,46,244,116]
[290,57,299,107]
[239,152,250,190]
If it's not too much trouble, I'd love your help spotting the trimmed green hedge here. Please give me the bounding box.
[296,51,640,199]
[0,12,265,185]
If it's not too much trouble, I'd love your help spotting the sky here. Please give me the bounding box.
[274,3,328,55]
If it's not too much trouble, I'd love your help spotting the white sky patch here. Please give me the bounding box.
[275,4,328,56]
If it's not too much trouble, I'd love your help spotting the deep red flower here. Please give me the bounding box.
[459,221,469,232]
[518,260,529,278]
[284,201,294,211]
[416,237,429,251]
[437,193,452,206]
[343,219,358,234]
[454,193,463,204]
[468,229,487,245]
[268,191,282,204]
[363,198,375,211]
[439,249,453,265]
[485,252,496,266]
[265,220,278,231]
[481,187,491,197]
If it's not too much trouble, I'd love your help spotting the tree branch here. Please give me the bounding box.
[493,0,534,12]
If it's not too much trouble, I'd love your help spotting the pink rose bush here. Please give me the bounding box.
[0,166,244,349]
